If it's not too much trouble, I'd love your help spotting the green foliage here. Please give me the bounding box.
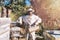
[11,0,25,14]
[10,0,26,21]
[0,0,28,21]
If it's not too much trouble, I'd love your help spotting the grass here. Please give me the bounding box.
[0,7,2,12]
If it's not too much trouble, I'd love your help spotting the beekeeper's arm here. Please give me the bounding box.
[29,16,42,32]
[35,16,42,25]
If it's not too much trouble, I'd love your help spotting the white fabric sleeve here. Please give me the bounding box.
[35,16,42,25]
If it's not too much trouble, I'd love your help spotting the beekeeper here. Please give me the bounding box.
[17,8,42,40]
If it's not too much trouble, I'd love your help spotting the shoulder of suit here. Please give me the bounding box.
[33,14,39,18]
[19,15,28,19]
[19,16,24,18]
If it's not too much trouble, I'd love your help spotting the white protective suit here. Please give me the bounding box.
[17,14,42,40]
